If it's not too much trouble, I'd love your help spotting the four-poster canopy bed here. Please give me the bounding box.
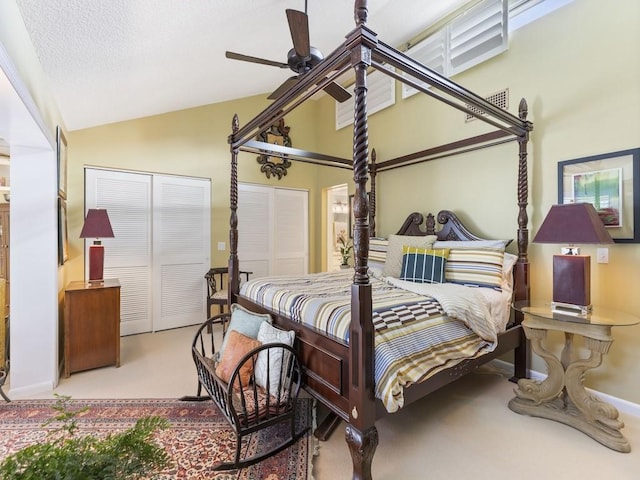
[222,1,533,478]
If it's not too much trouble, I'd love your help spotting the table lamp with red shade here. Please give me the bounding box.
[79,209,115,283]
[533,203,614,315]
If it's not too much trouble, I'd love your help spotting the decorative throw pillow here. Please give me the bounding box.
[382,234,438,278]
[215,330,262,387]
[433,239,511,250]
[399,246,450,284]
[254,322,296,395]
[445,247,505,291]
[502,252,518,294]
[219,304,272,357]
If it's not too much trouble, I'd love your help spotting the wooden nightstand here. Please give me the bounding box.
[64,279,121,378]
[510,300,639,452]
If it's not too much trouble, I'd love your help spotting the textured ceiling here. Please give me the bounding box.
[15,0,469,131]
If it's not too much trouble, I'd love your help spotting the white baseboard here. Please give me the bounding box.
[6,381,55,400]
[490,359,640,417]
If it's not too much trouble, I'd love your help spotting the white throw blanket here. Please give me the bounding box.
[385,278,498,345]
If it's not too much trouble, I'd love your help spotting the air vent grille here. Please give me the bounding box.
[465,88,508,122]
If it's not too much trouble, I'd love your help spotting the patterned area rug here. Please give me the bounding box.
[0,397,315,479]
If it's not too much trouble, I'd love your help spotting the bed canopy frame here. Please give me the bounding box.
[226,1,533,478]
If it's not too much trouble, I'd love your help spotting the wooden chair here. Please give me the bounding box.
[181,313,308,470]
[205,267,252,319]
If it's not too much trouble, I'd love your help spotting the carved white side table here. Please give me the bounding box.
[509,301,639,453]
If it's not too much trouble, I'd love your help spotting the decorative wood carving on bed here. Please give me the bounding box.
[225,1,533,478]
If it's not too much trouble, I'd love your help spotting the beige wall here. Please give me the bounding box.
[68,94,353,281]
[67,0,640,403]
[313,0,640,404]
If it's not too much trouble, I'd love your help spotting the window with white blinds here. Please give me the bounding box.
[402,0,508,98]
[450,0,508,75]
[402,28,448,99]
[335,68,396,130]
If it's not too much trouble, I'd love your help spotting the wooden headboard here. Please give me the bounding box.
[395,210,511,244]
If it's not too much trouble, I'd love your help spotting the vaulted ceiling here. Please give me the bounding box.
[14,0,470,131]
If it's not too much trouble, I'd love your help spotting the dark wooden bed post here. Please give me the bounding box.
[369,148,377,237]
[345,2,378,479]
[513,98,532,379]
[228,114,240,302]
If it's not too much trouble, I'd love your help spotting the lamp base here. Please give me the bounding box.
[551,301,592,316]
[552,254,591,309]
[88,244,105,283]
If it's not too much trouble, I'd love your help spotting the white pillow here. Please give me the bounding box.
[433,239,510,250]
[254,322,295,395]
[382,234,438,278]
[502,252,518,294]
[219,303,272,357]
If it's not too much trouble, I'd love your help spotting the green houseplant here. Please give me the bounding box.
[0,396,170,480]
[337,230,353,267]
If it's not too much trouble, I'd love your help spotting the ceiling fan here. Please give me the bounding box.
[225,2,351,103]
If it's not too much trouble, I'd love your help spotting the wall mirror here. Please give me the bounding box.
[257,119,292,180]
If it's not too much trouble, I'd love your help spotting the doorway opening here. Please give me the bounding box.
[326,184,349,271]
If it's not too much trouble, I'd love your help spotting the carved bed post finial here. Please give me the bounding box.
[518,97,528,120]
[354,0,368,26]
[229,114,240,301]
[368,149,376,237]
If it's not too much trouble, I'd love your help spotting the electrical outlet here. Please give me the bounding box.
[217,241,226,251]
[597,248,609,264]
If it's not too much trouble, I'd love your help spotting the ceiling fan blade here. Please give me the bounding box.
[286,9,310,58]
[323,82,351,103]
[267,76,300,100]
[225,51,289,69]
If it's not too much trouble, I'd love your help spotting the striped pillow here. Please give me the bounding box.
[400,246,450,284]
[445,247,505,291]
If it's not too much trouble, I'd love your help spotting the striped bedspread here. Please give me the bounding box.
[240,271,502,412]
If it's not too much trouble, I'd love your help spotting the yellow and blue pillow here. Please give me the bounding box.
[445,247,505,291]
[399,246,450,284]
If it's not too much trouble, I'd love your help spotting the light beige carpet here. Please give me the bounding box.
[6,326,639,479]
[313,364,640,480]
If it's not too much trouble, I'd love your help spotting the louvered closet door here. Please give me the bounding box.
[238,183,308,278]
[274,188,308,275]
[85,169,153,335]
[238,184,274,278]
[152,175,210,331]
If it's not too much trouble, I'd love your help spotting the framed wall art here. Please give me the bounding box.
[558,148,640,243]
[57,126,68,199]
[58,196,69,265]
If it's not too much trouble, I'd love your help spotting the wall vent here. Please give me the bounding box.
[465,88,508,122]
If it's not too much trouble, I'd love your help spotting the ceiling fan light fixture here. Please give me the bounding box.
[224,3,352,103]
[287,46,323,74]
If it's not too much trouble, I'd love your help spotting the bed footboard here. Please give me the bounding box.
[236,296,351,421]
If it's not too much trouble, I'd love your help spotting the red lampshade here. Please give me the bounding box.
[80,209,114,283]
[532,203,614,245]
[79,209,115,239]
[533,203,613,314]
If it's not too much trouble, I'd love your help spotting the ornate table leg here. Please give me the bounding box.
[509,319,630,452]
[563,335,629,452]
